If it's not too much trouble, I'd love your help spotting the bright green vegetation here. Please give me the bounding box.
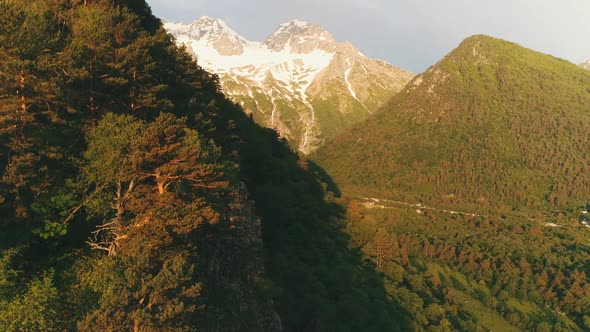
[311,80,368,140]
[340,198,590,331]
[314,35,590,214]
[311,34,590,330]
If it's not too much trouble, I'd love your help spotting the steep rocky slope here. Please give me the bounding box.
[164,17,413,153]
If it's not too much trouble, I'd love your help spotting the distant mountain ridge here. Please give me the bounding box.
[164,17,414,153]
[314,35,590,213]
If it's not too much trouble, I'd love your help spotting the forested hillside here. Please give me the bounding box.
[336,197,590,331]
[314,35,590,214]
[3,2,589,331]
[311,34,590,331]
[0,1,408,331]
[0,0,277,330]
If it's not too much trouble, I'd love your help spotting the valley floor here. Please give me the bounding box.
[338,194,590,331]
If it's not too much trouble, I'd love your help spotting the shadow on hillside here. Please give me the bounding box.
[209,99,412,331]
[307,160,342,198]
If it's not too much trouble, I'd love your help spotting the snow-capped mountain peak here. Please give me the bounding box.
[281,19,311,28]
[263,20,337,54]
[168,16,248,56]
[163,17,414,153]
[188,16,241,40]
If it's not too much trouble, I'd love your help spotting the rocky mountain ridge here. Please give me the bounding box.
[164,17,414,153]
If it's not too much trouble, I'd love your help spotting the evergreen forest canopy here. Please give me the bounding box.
[314,35,590,215]
[313,35,590,330]
[0,1,589,331]
[0,1,410,331]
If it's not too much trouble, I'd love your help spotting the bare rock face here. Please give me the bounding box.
[263,20,337,54]
[174,16,247,56]
[164,17,414,153]
[202,187,283,332]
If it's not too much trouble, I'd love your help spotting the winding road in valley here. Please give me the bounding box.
[356,196,485,218]
[353,196,590,230]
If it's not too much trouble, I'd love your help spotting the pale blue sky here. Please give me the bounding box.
[147,0,590,73]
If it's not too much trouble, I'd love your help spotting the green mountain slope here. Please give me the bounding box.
[0,1,410,331]
[314,35,590,213]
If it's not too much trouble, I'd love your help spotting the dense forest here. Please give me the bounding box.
[340,198,590,331]
[1,1,589,331]
[314,35,590,215]
[0,0,273,330]
[311,35,590,330]
[0,1,407,331]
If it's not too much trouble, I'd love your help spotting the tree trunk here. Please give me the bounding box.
[156,180,165,195]
[18,73,26,138]
[155,171,166,194]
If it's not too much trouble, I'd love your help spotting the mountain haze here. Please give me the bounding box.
[314,35,590,213]
[164,17,414,153]
[581,60,590,70]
